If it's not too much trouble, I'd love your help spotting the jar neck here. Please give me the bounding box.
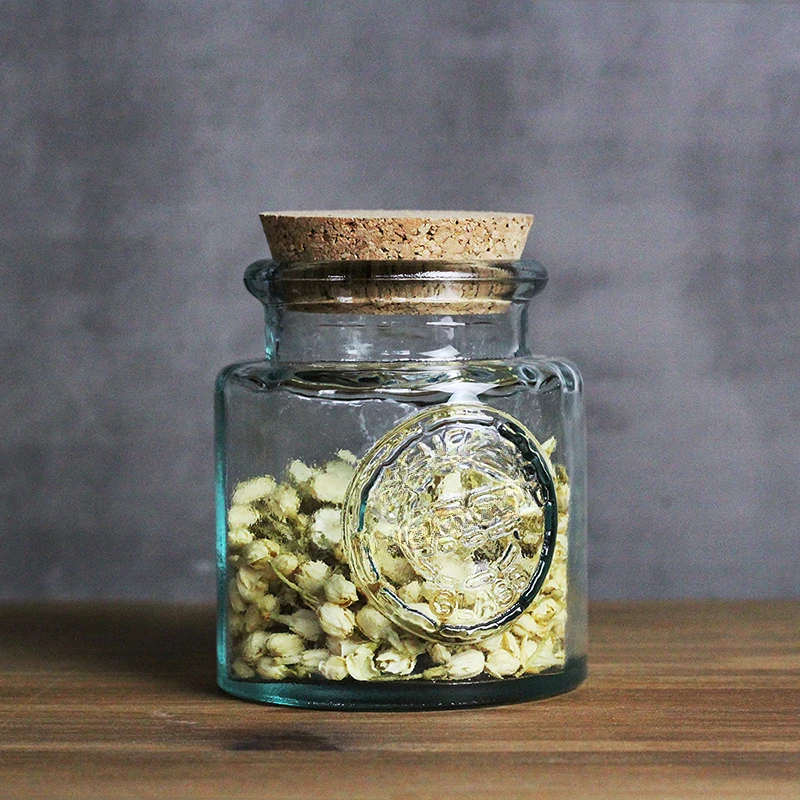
[266,306,530,363]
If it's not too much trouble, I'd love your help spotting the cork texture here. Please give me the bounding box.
[260,211,533,262]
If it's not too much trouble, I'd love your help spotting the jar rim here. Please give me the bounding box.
[244,259,548,316]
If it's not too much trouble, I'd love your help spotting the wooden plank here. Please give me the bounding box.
[0,601,798,799]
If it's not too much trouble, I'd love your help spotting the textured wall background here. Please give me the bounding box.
[2,1,798,600]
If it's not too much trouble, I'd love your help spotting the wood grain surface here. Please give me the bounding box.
[0,601,798,799]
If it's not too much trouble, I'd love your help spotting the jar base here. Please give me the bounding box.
[217,656,587,710]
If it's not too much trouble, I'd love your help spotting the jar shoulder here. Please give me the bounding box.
[217,356,582,400]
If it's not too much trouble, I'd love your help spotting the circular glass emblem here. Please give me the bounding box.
[343,404,557,643]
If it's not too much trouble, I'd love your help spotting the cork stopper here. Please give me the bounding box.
[260,210,533,262]
[256,211,537,314]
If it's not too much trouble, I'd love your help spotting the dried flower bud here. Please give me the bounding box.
[337,450,357,465]
[228,504,260,529]
[326,637,364,657]
[511,612,539,637]
[486,648,521,678]
[228,578,247,613]
[477,633,505,653]
[236,566,269,603]
[317,603,356,638]
[532,597,560,624]
[445,649,485,679]
[310,460,354,505]
[243,539,280,570]
[288,459,314,486]
[282,609,323,641]
[319,655,348,681]
[232,476,277,506]
[231,659,255,680]
[375,647,416,676]
[265,632,305,660]
[310,507,343,548]
[397,580,423,603]
[272,552,300,577]
[346,645,381,681]
[300,648,329,672]
[241,631,270,664]
[356,605,393,642]
[227,527,255,549]
[255,657,290,681]
[324,573,358,606]
[273,484,300,518]
[428,643,451,665]
[295,560,332,595]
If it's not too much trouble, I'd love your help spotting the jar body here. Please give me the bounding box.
[216,263,587,709]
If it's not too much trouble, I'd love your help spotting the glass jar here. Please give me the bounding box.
[216,212,587,709]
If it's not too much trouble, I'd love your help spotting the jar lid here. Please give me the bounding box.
[260,210,533,263]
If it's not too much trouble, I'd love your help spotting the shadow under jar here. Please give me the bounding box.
[216,212,587,709]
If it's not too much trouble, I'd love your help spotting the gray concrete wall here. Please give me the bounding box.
[2,1,798,600]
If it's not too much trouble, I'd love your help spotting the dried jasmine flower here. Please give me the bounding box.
[317,603,356,639]
[356,605,393,642]
[227,441,571,684]
[309,507,343,549]
[241,631,270,664]
[346,645,381,681]
[278,609,323,641]
[232,476,277,506]
[319,655,348,681]
[323,573,358,606]
[486,648,521,678]
[264,632,305,659]
[255,657,290,681]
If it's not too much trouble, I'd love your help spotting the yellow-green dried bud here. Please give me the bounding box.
[310,507,343,549]
[337,450,357,465]
[477,633,504,653]
[255,656,290,681]
[228,504,259,529]
[231,659,255,679]
[324,573,358,606]
[228,578,247,613]
[445,649,485,679]
[310,460,354,505]
[232,476,276,506]
[300,648,329,672]
[287,459,313,486]
[532,597,560,624]
[241,631,270,664]
[486,648,521,678]
[228,612,247,638]
[356,605,393,642]
[397,580,424,604]
[227,527,254,549]
[272,552,300,577]
[236,565,269,603]
[282,609,323,641]
[317,603,356,638]
[265,632,305,659]
[273,484,301,518]
[375,647,416,676]
[295,560,331,595]
[428,643,451,665]
[326,637,366,657]
[346,645,381,681]
[375,551,416,586]
[511,612,539,637]
[319,655,348,681]
[243,539,280,570]
[501,631,520,657]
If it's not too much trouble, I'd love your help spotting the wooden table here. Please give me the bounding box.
[1,602,798,799]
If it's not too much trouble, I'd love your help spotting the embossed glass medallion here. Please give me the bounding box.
[343,404,557,644]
